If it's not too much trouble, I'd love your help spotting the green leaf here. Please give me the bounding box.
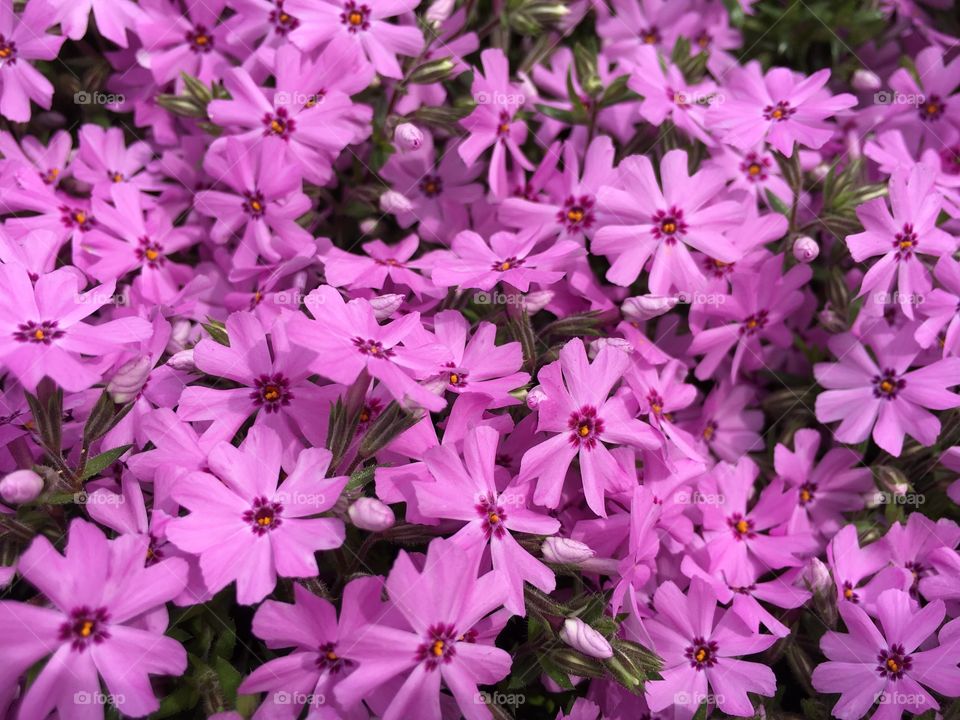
[765,189,791,217]
[202,318,230,346]
[534,103,581,124]
[80,444,133,481]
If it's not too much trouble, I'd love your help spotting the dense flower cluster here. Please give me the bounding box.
[0,0,959,719]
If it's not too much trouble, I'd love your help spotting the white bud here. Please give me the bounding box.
[167,349,196,372]
[380,190,413,215]
[589,337,633,360]
[521,290,554,314]
[560,617,613,659]
[622,295,678,322]
[348,497,396,531]
[804,557,832,593]
[166,319,193,353]
[792,236,819,263]
[359,219,379,235]
[0,469,44,504]
[526,386,548,410]
[426,0,455,23]
[107,356,152,403]
[370,293,404,320]
[852,69,881,92]
[394,123,425,152]
[542,537,595,565]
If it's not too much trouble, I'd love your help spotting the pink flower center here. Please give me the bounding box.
[918,94,945,122]
[568,406,605,449]
[316,641,351,673]
[799,482,817,506]
[270,2,300,35]
[640,27,660,44]
[136,237,165,268]
[651,207,688,243]
[251,373,293,413]
[876,644,912,679]
[60,606,110,652]
[0,35,18,64]
[557,195,595,232]
[740,310,769,336]
[492,256,523,272]
[842,581,859,603]
[763,100,795,122]
[684,637,718,670]
[420,174,443,198]
[727,512,755,540]
[243,191,267,217]
[14,320,64,344]
[893,223,917,259]
[60,206,95,231]
[475,493,507,539]
[352,337,395,358]
[243,496,284,535]
[740,152,770,182]
[341,2,370,32]
[872,369,904,400]
[416,623,459,669]
[263,108,296,139]
[186,25,214,53]
[445,362,469,388]
[939,145,960,175]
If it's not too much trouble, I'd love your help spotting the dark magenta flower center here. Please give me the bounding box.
[60,606,110,652]
[243,191,267,217]
[476,493,508,539]
[727,512,755,540]
[763,100,795,121]
[685,637,719,670]
[420,174,443,198]
[876,644,912,679]
[872,369,905,400]
[186,24,214,53]
[893,223,917,259]
[558,195,595,233]
[568,406,605,449]
[651,207,688,242]
[416,623,459,669]
[243,496,284,535]
[14,320,64,345]
[251,373,293,413]
[341,2,370,32]
[918,94,945,122]
[136,237,165,268]
[353,337,395,358]
[263,107,296,139]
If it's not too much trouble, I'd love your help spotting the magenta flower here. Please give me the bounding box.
[136,0,232,85]
[239,578,384,718]
[49,0,143,46]
[846,165,956,319]
[827,525,912,614]
[499,136,617,244]
[0,264,150,391]
[459,49,534,197]
[414,425,559,614]
[886,45,960,146]
[593,149,743,291]
[814,331,960,456]
[334,538,512,720]
[0,519,187,718]
[774,428,872,542]
[207,43,366,186]
[688,253,811,380]
[679,380,763,462]
[916,254,960,355]
[0,129,72,187]
[427,228,582,292]
[700,458,808,582]
[287,285,449,412]
[177,311,331,469]
[428,309,530,408]
[84,185,197,304]
[644,578,777,719]
[324,233,433,297]
[196,137,312,263]
[0,0,65,122]
[518,338,660,515]
[287,0,423,79]
[812,589,960,719]
[72,125,160,198]
[709,63,856,155]
[166,427,347,604]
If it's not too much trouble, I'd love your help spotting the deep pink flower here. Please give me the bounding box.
[166,427,347,604]
[0,0,65,122]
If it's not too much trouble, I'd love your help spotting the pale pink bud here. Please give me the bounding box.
[542,537,595,565]
[0,469,43,504]
[526,386,547,410]
[370,293,404,320]
[167,349,196,372]
[521,290,554,314]
[560,617,613,659]
[852,69,881,91]
[622,295,678,322]
[349,497,395,531]
[107,356,152,403]
[426,0,455,23]
[589,337,633,360]
[803,557,831,593]
[380,190,413,214]
[394,123,425,152]
[792,236,819,263]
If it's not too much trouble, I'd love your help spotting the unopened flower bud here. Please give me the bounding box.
[349,497,395,531]
[0,469,44,504]
[542,537,595,565]
[793,236,819,263]
[426,0,455,23]
[560,617,613,659]
[522,290,554,314]
[167,349,196,372]
[166,319,192,353]
[526,386,547,410]
[107,356,152,403]
[370,293,404,320]
[804,557,831,593]
[622,295,678,322]
[359,219,379,235]
[380,190,413,215]
[589,337,633,359]
[394,123,425,152]
[852,69,881,92]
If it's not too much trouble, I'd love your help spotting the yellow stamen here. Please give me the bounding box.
[578,424,590,437]
[771,108,784,120]
[33,329,45,341]
[880,380,894,394]
[257,516,272,526]
[79,621,94,637]
[326,650,338,661]
[661,221,676,233]
[348,11,363,25]
[449,373,459,385]
[74,211,86,225]
[887,658,899,673]
[499,261,511,271]
[567,208,584,223]
[488,513,500,524]
[735,519,749,534]
[263,386,280,401]
[145,248,159,261]
[431,640,444,656]
[800,488,812,503]
[194,34,209,46]
[703,425,714,440]
[843,587,854,600]
[748,163,761,175]
[0,47,11,59]
[270,120,284,134]
[498,123,510,134]
[695,648,706,662]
